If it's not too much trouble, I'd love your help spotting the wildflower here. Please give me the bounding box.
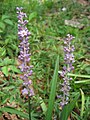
[16,7,34,97]
[60,34,75,107]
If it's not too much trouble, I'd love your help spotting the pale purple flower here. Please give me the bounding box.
[60,34,75,107]
[17,7,34,97]
[22,88,28,95]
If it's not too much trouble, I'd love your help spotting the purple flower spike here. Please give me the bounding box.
[60,34,75,108]
[17,7,34,97]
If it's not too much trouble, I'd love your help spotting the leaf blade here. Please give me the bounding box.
[0,107,29,119]
[45,55,59,120]
[80,89,85,117]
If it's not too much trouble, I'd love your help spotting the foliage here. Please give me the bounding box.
[45,55,59,120]
[0,0,90,120]
[0,14,18,58]
[0,57,21,76]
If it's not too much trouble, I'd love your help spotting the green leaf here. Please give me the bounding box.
[5,38,10,45]
[72,111,82,120]
[60,93,80,120]
[2,15,9,20]
[0,22,5,30]
[1,50,6,57]
[75,79,90,84]
[7,48,14,57]
[0,47,6,57]
[39,97,47,114]
[11,44,18,50]
[0,107,38,120]
[4,19,13,26]
[80,89,85,117]
[10,44,19,54]
[31,111,38,120]
[85,66,90,74]
[86,97,90,108]
[58,71,90,78]
[3,57,12,65]
[0,91,5,96]
[83,108,90,120]
[0,107,29,119]
[45,55,59,120]
[9,65,21,73]
[1,95,9,104]
[29,12,37,21]
[3,85,15,91]
[1,66,9,76]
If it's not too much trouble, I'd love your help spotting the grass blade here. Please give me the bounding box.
[80,89,85,118]
[0,106,29,119]
[45,55,59,120]
[75,79,90,84]
[58,71,90,78]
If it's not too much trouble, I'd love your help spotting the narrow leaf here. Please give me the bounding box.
[0,107,29,119]
[75,79,90,84]
[1,50,6,57]
[58,71,90,78]
[80,89,85,117]
[40,98,47,114]
[45,55,59,120]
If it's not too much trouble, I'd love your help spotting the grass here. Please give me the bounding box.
[0,0,90,119]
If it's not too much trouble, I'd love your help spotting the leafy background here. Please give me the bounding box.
[0,0,90,120]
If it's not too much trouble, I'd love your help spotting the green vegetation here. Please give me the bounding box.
[0,0,90,120]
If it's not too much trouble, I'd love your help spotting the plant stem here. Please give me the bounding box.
[28,96,31,120]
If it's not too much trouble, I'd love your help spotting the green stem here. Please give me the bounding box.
[28,96,31,120]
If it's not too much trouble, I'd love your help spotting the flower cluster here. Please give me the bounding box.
[16,7,34,97]
[60,34,75,107]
